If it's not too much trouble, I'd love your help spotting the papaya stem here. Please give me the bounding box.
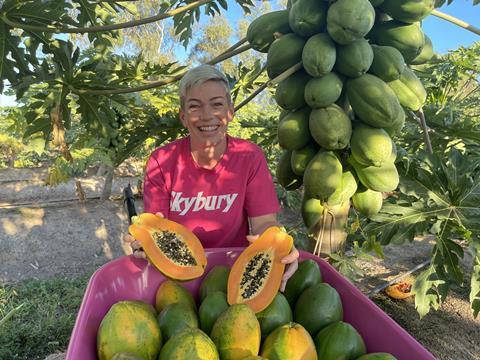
[314,207,328,257]
[207,43,252,67]
[234,61,303,112]
[223,37,248,55]
[431,9,480,36]
[1,0,213,33]
[328,209,336,254]
[417,108,433,154]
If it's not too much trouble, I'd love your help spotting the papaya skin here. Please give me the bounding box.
[128,213,207,280]
[227,227,294,313]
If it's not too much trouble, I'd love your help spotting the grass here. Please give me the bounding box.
[0,274,92,360]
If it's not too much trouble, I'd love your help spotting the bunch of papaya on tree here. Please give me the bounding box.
[247,0,435,254]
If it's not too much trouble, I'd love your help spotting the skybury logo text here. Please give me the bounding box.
[170,191,238,216]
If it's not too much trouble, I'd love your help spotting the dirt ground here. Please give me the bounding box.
[1,167,479,360]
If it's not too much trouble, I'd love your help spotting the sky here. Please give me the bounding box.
[0,1,478,107]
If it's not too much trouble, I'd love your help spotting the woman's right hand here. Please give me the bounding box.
[123,212,165,259]
[123,233,146,259]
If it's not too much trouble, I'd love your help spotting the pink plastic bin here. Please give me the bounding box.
[67,248,435,360]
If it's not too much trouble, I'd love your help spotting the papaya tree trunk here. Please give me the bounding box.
[100,165,114,201]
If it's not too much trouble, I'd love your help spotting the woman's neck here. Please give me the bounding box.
[190,136,228,169]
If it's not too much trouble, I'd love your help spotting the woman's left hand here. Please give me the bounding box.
[280,246,299,292]
[246,235,299,292]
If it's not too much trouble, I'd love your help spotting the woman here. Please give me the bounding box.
[125,64,298,290]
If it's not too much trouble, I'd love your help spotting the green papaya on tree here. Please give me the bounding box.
[346,74,404,129]
[275,70,311,110]
[350,123,393,167]
[368,21,425,63]
[302,33,337,77]
[379,0,435,23]
[369,45,406,82]
[410,34,434,65]
[246,10,292,53]
[303,151,343,200]
[291,143,318,176]
[327,169,358,206]
[309,104,352,150]
[349,155,399,192]
[304,72,344,108]
[276,150,303,190]
[289,0,328,37]
[267,33,306,79]
[352,186,384,218]
[327,0,376,45]
[278,107,312,150]
[335,38,374,78]
[301,196,324,229]
[387,67,427,111]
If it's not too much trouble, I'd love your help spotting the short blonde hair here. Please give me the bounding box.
[179,65,231,108]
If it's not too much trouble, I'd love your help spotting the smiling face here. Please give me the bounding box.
[179,80,234,150]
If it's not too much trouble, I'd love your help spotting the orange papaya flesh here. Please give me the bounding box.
[129,213,207,280]
[385,282,412,300]
[227,226,293,313]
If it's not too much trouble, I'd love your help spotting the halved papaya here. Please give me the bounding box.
[128,213,207,280]
[227,226,293,313]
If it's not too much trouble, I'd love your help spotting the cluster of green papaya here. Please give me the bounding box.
[247,0,434,228]
[97,261,397,359]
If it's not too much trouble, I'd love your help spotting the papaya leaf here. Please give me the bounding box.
[412,262,449,318]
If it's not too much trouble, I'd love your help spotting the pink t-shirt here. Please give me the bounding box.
[143,135,280,248]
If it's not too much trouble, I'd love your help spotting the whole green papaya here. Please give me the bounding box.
[275,70,311,110]
[303,151,343,200]
[346,74,404,129]
[350,123,393,167]
[327,169,358,206]
[301,196,324,229]
[369,45,406,82]
[387,67,427,111]
[327,0,375,44]
[283,259,322,306]
[276,150,303,190]
[309,104,352,150]
[368,21,425,63]
[247,10,291,53]
[267,33,306,79]
[278,107,312,150]
[335,39,374,78]
[380,0,435,23]
[314,321,366,359]
[302,33,336,77]
[289,0,327,37]
[410,34,434,65]
[304,72,343,108]
[349,156,399,192]
[352,186,384,218]
[291,143,318,176]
